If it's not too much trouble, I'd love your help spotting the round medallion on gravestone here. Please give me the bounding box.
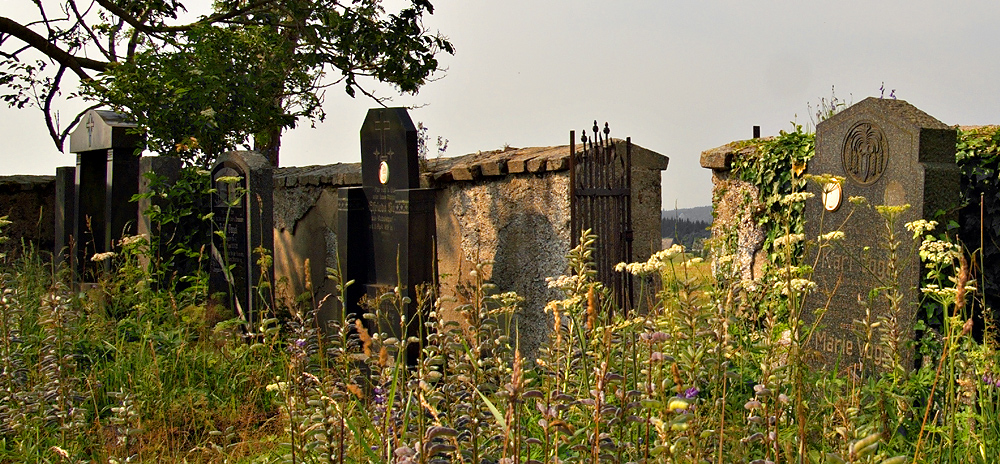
[822,181,843,212]
[842,122,888,185]
[379,161,390,184]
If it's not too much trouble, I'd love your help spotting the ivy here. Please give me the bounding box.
[955,126,1000,317]
[730,125,815,261]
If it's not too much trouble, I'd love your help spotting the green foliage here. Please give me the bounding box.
[956,126,1000,319]
[1,0,454,161]
[731,125,815,261]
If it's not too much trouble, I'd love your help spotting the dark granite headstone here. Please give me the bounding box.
[338,108,436,362]
[805,97,959,370]
[209,151,274,328]
[68,110,141,282]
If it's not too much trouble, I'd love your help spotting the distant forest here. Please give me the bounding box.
[661,216,712,251]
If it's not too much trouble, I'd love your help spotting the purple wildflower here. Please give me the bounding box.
[683,387,699,399]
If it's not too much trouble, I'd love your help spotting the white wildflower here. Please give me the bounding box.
[617,244,686,276]
[118,234,147,247]
[681,257,704,267]
[904,219,938,240]
[91,251,116,262]
[774,278,816,296]
[546,274,579,289]
[773,233,805,248]
[918,239,960,265]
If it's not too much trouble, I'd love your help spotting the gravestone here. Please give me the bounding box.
[68,110,141,281]
[805,97,959,371]
[209,151,274,328]
[338,108,436,362]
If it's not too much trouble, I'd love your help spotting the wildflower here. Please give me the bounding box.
[683,387,699,399]
[774,278,817,296]
[849,196,868,206]
[215,175,243,184]
[91,251,116,262]
[681,257,704,267]
[780,192,815,205]
[773,233,804,248]
[904,219,938,239]
[618,244,686,276]
[817,231,845,242]
[266,381,288,393]
[546,274,579,289]
[667,397,691,412]
[918,239,960,265]
[118,234,147,247]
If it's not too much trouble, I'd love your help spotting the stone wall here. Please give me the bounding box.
[0,175,55,258]
[272,141,668,351]
[700,140,769,286]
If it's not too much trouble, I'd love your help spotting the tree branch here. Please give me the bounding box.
[92,0,280,34]
[0,16,108,79]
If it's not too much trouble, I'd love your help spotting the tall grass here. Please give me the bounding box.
[0,193,996,463]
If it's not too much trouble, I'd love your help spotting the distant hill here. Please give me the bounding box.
[661,206,713,223]
[660,206,713,251]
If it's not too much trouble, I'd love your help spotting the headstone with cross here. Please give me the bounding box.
[66,110,141,282]
[338,108,436,362]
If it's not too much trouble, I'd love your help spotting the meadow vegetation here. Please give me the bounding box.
[1,127,999,463]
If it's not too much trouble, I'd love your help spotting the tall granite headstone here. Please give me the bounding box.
[210,151,274,328]
[338,108,436,362]
[68,110,141,281]
[805,97,958,370]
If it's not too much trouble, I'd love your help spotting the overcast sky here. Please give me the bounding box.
[2,0,999,208]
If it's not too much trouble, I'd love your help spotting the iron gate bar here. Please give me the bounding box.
[569,121,634,313]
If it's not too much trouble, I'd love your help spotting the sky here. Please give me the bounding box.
[2,0,1000,209]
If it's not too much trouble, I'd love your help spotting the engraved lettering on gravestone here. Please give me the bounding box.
[822,181,843,212]
[370,113,395,233]
[842,122,888,185]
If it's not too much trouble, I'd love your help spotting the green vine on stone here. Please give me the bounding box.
[730,125,815,262]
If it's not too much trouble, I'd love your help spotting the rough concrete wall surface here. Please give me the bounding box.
[436,172,571,355]
[272,186,340,321]
[710,173,765,288]
[630,164,663,263]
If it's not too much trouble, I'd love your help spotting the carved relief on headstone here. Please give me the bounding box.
[804,97,959,371]
[209,151,274,328]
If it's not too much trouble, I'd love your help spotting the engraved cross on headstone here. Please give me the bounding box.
[85,113,96,148]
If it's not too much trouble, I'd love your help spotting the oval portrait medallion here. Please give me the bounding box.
[379,161,390,184]
[842,121,888,185]
[822,181,842,212]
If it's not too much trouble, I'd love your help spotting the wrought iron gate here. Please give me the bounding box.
[570,122,634,312]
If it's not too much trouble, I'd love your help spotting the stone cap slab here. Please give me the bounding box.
[0,175,55,192]
[275,139,668,188]
[69,110,140,153]
[700,137,773,172]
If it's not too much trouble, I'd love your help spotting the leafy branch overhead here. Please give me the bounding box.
[0,0,453,165]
